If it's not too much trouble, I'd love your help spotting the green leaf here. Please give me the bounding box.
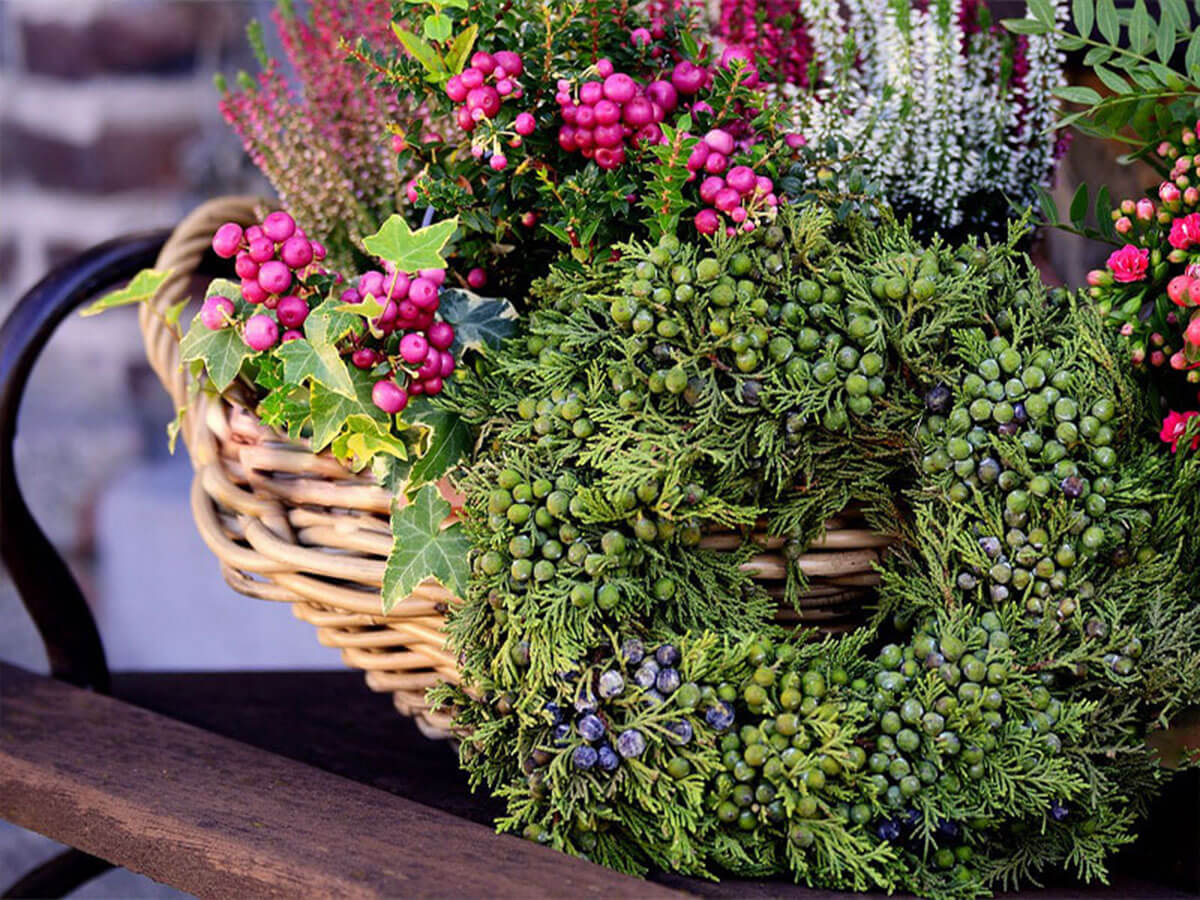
[1001,17,1051,33]
[1150,62,1187,90]
[382,484,469,613]
[1035,185,1059,225]
[1097,185,1116,238]
[1129,0,1152,50]
[392,24,444,73]
[1072,0,1094,37]
[80,269,172,316]
[1164,0,1190,30]
[1083,45,1113,65]
[164,298,190,329]
[178,317,253,393]
[1029,0,1055,26]
[1058,34,1087,49]
[1069,183,1090,227]
[444,23,478,73]
[335,295,386,320]
[437,288,519,352]
[1054,84,1103,105]
[423,12,452,41]
[166,407,185,455]
[1156,14,1176,62]
[257,383,310,439]
[310,373,386,452]
[333,414,408,469]
[1188,30,1200,80]
[1096,0,1119,43]
[1094,64,1132,93]
[361,214,459,273]
[276,337,356,399]
[408,407,471,493]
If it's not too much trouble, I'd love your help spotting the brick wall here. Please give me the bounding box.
[0,0,272,312]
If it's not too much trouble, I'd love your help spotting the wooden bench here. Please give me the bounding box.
[1,238,1198,898]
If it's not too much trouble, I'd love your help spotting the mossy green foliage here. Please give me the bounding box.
[429,203,1200,897]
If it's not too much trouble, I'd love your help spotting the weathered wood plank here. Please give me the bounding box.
[0,663,685,900]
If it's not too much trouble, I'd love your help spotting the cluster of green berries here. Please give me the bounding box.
[515,382,596,441]
[704,641,868,848]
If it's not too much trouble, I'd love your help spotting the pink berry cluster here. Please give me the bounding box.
[339,265,457,411]
[445,50,527,170]
[207,211,328,351]
[555,59,708,171]
[692,136,778,236]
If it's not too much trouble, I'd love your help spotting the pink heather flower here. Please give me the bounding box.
[1161,410,1200,452]
[1106,245,1150,283]
[1170,213,1200,250]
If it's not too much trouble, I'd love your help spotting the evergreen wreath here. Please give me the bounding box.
[430,202,1200,898]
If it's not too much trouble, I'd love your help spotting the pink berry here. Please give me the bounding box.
[400,332,430,364]
[258,260,293,295]
[406,180,422,204]
[243,314,279,351]
[467,267,487,289]
[558,127,578,151]
[490,153,508,171]
[603,73,637,104]
[200,295,235,330]
[281,329,303,342]
[467,86,501,117]
[595,147,623,170]
[276,295,309,328]
[622,97,654,128]
[694,208,720,235]
[704,152,728,175]
[470,51,496,74]
[456,106,476,131]
[280,236,314,269]
[340,288,361,305]
[262,211,296,243]
[726,165,757,194]
[245,225,264,242]
[242,278,268,305]
[212,222,244,258]
[686,141,710,172]
[428,320,455,350]
[755,175,774,195]
[409,381,425,396]
[593,99,620,126]
[594,123,624,149]
[419,268,446,286]
[460,67,484,89]
[423,376,444,395]
[576,105,596,129]
[496,79,514,96]
[494,51,522,76]
[671,61,706,95]
[248,237,275,264]
[646,80,677,112]
[575,128,594,150]
[730,206,748,223]
[352,348,378,369]
[359,271,385,298]
[699,176,725,204]
[515,112,536,135]
[580,81,604,105]
[630,27,652,46]
[704,128,735,156]
[714,187,742,213]
[372,379,408,414]
[438,351,456,377]
[596,58,615,77]
[446,75,468,102]
[377,301,399,332]
[234,253,259,280]
[409,277,439,310]
[386,272,411,299]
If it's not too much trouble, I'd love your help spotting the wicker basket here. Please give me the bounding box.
[141,196,892,740]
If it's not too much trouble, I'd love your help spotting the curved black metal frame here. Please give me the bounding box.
[0,231,172,693]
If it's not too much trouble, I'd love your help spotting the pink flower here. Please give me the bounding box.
[1161,182,1181,203]
[1106,245,1150,283]
[1169,212,1200,249]
[1136,199,1155,221]
[1161,410,1200,452]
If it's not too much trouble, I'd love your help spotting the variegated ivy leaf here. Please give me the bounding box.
[309,372,387,453]
[381,483,469,613]
[361,214,459,272]
[331,414,408,471]
[405,403,471,496]
[179,314,252,393]
[80,268,172,316]
[438,288,518,353]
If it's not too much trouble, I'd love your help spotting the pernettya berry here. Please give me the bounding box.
[243,314,279,351]
[200,294,235,330]
[372,379,409,414]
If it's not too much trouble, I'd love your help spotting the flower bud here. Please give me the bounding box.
[1115,216,1133,234]
[1136,198,1155,221]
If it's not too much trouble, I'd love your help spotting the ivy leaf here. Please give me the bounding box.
[382,484,469,613]
[80,269,172,316]
[309,372,386,452]
[179,317,252,392]
[335,295,386,321]
[407,406,471,494]
[331,414,408,470]
[276,337,356,399]
[361,214,459,273]
[438,288,519,352]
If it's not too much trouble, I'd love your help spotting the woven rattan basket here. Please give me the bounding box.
[141,196,893,740]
